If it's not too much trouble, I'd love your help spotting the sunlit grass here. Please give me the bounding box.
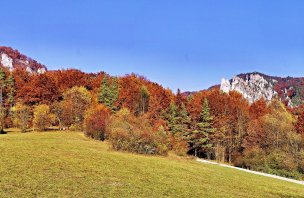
[0,131,303,197]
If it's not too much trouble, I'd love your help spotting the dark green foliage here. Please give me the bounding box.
[7,74,15,107]
[98,76,119,112]
[163,103,179,134]
[0,68,6,132]
[163,103,191,135]
[178,103,192,133]
[291,86,304,106]
[187,98,214,156]
[0,67,6,83]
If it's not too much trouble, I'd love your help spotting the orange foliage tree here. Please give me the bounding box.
[16,73,59,105]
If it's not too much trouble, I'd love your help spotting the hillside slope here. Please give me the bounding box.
[0,132,303,198]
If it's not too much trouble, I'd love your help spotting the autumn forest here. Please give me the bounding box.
[0,47,304,181]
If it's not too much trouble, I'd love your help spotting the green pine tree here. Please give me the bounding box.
[188,98,214,157]
[0,68,6,133]
[178,103,191,134]
[163,103,179,134]
[98,76,119,111]
[0,67,6,104]
[163,102,191,136]
[7,74,15,108]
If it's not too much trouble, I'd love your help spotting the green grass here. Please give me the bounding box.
[0,131,303,198]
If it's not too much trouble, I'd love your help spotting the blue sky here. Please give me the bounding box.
[1,0,304,91]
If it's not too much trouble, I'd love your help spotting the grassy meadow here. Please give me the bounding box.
[0,131,303,198]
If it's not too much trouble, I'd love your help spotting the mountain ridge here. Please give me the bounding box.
[1,46,304,106]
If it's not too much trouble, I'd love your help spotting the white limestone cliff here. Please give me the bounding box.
[1,53,13,70]
[0,53,46,74]
[220,73,278,104]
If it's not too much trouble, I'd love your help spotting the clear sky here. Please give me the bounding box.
[1,0,304,91]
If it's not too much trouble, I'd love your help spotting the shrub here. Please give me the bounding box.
[70,123,83,131]
[240,148,304,179]
[154,126,171,155]
[298,151,304,173]
[83,104,110,140]
[170,135,189,156]
[239,147,267,171]
[264,151,298,173]
[107,108,169,155]
[172,139,189,156]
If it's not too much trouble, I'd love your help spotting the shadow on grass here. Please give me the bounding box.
[0,130,7,135]
[3,127,62,135]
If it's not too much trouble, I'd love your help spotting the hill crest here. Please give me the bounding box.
[0,46,46,73]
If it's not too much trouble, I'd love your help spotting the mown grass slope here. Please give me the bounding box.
[0,131,303,198]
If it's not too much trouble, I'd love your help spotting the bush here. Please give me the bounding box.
[70,123,83,131]
[265,151,299,173]
[107,108,169,155]
[239,147,267,171]
[83,104,110,140]
[170,135,189,156]
[298,151,304,174]
[240,148,304,179]
[155,126,171,155]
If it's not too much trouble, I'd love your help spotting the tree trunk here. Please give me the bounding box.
[58,118,62,130]
[228,147,232,164]
[207,152,211,160]
[222,148,225,163]
[215,143,219,162]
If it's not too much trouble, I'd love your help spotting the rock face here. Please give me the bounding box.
[0,46,46,73]
[1,53,13,70]
[220,73,278,104]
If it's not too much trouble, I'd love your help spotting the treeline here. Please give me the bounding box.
[1,66,304,179]
[189,90,304,179]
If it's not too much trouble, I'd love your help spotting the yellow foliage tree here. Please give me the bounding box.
[12,103,31,132]
[262,99,297,151]
[33,104,55,131]
[63,86,92,129]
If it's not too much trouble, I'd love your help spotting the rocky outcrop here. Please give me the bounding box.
[0,46,46,73]
[1,53,13,70]
[220,73,278,104]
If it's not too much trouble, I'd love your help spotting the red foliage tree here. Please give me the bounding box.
[84,104,110,141]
